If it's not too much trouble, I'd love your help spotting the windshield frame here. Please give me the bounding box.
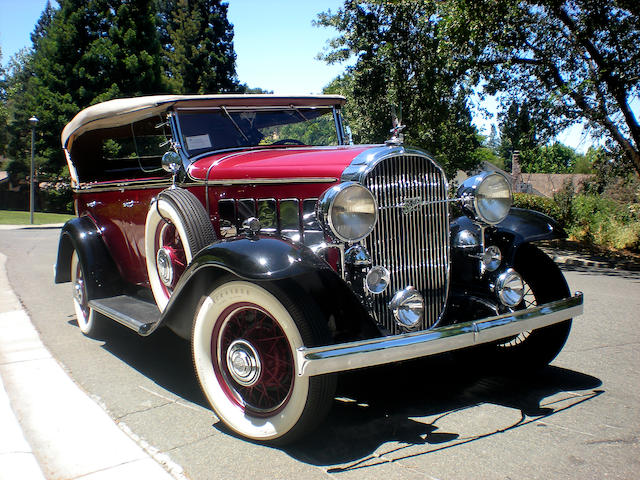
[168,105,346,167]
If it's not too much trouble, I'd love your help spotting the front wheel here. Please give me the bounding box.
[485,244,573,371]
[192,279,336,443]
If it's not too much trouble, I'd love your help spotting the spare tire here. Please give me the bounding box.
[145,188,216,311]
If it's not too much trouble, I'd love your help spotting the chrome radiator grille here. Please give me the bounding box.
[363,154,449,334]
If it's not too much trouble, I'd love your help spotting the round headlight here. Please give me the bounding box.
[317,182,377,242]
[458,172,512,225]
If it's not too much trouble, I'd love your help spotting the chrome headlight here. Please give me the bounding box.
[458,171,512,225]
[317,182,377,242]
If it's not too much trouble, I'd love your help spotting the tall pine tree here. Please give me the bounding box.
[159,0,239,93]
[7,0,167,176]
[4,0,241,176]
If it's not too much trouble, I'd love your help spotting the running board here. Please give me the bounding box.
[89,295,160,335]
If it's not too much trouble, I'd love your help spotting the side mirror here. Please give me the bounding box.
[161,151,181,174]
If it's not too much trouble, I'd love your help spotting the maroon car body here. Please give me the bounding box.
[54,94,583,443]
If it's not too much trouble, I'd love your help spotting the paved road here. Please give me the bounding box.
[1,227,639,479]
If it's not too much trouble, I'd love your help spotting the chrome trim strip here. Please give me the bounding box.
[74,178,172,193]
[341,145,441,183]
[190,177,338,186]
[296,292,584,377]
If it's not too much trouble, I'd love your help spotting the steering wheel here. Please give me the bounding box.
[271,139,305,145]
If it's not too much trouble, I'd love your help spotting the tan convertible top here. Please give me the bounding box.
[61,94,347,150]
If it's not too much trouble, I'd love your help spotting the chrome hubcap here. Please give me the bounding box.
[156,247,174,287]
[226,340,262,387]
[73,279,85,305]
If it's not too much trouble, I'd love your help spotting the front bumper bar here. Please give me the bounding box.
[296,292,583,377]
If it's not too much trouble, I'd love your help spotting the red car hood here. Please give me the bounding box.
[187,146,371,182]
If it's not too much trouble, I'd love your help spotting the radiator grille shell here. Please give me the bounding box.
[362,153,450,334]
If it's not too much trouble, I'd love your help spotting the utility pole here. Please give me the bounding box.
[28,116,39,225]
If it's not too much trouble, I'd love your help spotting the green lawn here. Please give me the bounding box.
[0,210,74,225]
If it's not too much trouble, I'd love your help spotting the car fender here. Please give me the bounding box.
[496,208,566,243]
[54,216,122,298]
[452,208,565,265]
[453,208,564,242]
[160,235,376,340]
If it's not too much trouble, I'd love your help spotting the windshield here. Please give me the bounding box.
[176,107,339,156]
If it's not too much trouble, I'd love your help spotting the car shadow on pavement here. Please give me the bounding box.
[77,318,602,468]
[284,354,603,469]
[79,320,209,408]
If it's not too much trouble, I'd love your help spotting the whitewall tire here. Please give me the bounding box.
[192,279,335,443]
[145,188,215,311]
[70,250,102,336]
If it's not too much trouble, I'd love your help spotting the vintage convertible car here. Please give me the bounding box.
[54,94,583,443]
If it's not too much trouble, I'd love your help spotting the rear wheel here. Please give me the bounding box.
[192,279,336,443]
[70,250,103,337]
[487,244,572,370]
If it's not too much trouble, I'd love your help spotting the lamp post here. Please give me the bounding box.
[28,116,39,225]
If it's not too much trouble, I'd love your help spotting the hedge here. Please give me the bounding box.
[513,192,640,251]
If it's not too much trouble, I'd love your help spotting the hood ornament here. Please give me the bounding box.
[385,105,405,146]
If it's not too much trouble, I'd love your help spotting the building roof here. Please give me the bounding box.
[61,94,347,150]
[516,173,593,197]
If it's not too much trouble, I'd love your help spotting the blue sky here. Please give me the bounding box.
[0,0,594,150]
[0,0,348,94]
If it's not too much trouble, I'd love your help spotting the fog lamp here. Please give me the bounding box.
[495,268,525,307]
[482,245,502,272]
[389,286,424,330]
[365,266,390,295]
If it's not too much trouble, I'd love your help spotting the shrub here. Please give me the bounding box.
[513,191,640,252]
[513,193,566,227]
[40,183,74,214]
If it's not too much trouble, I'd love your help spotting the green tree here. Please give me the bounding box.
[316,2,481,177]
[498,101,539,168]
[158,0,239,93]
[4,48,42,177]
[520,142,577,173]
[5,0,167,176]
[573,152,593,174]
[439,0,640,177]
[486,124,500,154]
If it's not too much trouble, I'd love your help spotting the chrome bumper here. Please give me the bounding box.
[296,292,583,377]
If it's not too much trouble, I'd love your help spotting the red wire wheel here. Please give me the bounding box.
[192,279,336,443]
[212,303,294,415]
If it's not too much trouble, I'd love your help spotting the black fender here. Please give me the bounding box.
[451,208,565,269]
[54,216,122,299]
[160,235,378,341]
[496,208,566,243]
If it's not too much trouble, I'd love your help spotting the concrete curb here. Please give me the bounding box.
[540,247,640,272]
[0,224,65,231]
[0,253,180,480]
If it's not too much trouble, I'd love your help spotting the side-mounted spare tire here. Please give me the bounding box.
[145,187,216,311]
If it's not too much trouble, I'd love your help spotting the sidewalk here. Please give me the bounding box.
[0,252,181,480]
